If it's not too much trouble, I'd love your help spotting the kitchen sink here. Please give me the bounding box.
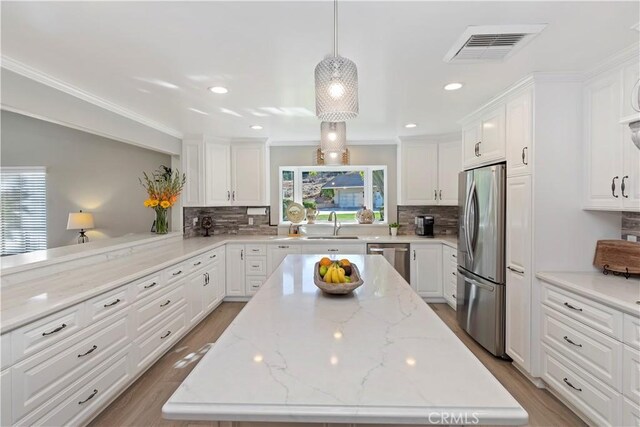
[304,236,359,240]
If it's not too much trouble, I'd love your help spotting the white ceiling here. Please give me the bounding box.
[2,1,638,142]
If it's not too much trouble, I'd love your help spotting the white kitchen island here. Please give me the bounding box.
[163,254,527,426]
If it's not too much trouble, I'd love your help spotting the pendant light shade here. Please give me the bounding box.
[314,0,359,122]
[315,56,359,121]
[320,122,346,153]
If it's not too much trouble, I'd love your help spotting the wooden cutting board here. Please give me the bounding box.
[593,240,640,274]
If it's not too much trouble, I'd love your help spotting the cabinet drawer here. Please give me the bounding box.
[11,314,129,421]
[11,304,84,363]
[245,244,266,256]
[166,263,187,284]
[133,273,164,300]
[624,398,640,427]
[542,283,623,339]
[133,283,185,335]
[624,345,640,403]
[245,276,267,296]
[205,248,222,263]
[187,255,207,272]
[542,307,622,390]
[20,348,131,427]
[1,369,11,427]
[86,285,130,323]
[624,314,640,350]
[301,244,365,254]
[1,333,12,370]
[245,257,266,275]
[541,344,622,426]
[134,308,187,371]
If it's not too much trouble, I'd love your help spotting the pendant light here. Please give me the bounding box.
[315,0,358,122]
[320,121,346,154]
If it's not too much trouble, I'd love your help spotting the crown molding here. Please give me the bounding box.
[1,55,183,139]
[398,132,460,143]
[583,42,639,80]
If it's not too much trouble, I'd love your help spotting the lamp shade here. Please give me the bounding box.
[315,56,359,122]
[67,211,94,230]
[320,121,347,154]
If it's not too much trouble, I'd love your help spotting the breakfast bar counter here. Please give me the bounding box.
[163,254,527,425]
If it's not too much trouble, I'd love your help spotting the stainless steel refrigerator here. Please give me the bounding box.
[456,163,508,358]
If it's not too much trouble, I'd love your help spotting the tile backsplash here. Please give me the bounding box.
[183,207,276,238]
[622,212,640,240]
[396,205,458,236]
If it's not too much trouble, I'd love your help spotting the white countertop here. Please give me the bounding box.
[163,254,527,425]
[0,234,456,334]
[536,271,640,316]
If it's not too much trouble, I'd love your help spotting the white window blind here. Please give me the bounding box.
[1,167,47,255]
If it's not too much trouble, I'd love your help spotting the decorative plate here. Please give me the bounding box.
[286,202,306,224]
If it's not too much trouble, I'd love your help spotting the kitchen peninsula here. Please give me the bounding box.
[163,254,528,425]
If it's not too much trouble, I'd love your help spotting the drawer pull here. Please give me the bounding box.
[172,270,182,276]
[563,302,583,312]
[103,299,121,308]
[193,261,202,266]
[210,254,217,259]
[160,300,171,307]
[252,264,260,268]
[252,249,260,252]
[562,378,582,392]
[77,345,98,358]
[160,331,171,339]
[42,323,67,336]
[278,245,290,249]
[563,336,582,348]
[78,389,98,404]
[507,266,525,274]
[451,272,456,276]
[144,282,157,289]
[452,294,456,299]
[452,254,457,258]
[328,249,339,252]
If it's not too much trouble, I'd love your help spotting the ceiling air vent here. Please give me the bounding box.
[444,24,547,63]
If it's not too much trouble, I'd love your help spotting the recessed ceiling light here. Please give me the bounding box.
[404,123,417,128]
[208,86,228,94]
[250,125,263,130]
[444,82,463,91]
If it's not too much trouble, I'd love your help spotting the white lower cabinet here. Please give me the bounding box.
[623,398,640,427]
[267,244,301,275]
[226,244,246,296]
[133,308,187,372]
[410,244,443,299]
[441,245,457,309]
[1,369,11,427]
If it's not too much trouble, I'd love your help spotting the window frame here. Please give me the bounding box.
[278,165,388,225]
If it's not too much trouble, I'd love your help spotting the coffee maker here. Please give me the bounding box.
[415,215,434,237]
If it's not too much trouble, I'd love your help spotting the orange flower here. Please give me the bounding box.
[160,200,171,209]
[144,199,152,207]
[150,200,159,207]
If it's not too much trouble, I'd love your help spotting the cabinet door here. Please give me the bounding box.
[506,89,533,177]
[187,272,206,325]
[225,245,245,296]
[584,74,623,209]
[215,249,226,301]
[231,144,265,205]
[437,141,461,205]
[622,125,640,211]
[506,175,532,371]
[182,140,204,206]
[203,262,219,312]
[478,105,506,164]
[400,141,438,204]
[267,245,301,275]
[1,369,11,427]
[462,123,480,170]
[410,245,443,298]
[622,61,640,120]
[204,143,231,206]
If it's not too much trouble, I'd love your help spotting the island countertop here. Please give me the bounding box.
[163,255,527,425]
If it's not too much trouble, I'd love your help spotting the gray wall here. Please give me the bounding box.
[269,145,398,225]
[1,111,171,249]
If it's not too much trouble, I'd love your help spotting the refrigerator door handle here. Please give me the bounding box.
[464,179,476,264]
[462,274,495,292]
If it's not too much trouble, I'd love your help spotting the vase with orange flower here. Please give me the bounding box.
[140,166,186,234]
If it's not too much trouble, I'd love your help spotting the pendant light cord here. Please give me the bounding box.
[333,0,338,57]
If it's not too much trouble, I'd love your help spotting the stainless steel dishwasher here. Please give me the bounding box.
[366,243,411,283]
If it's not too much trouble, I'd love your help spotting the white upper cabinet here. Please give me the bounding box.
[462,105,506,170]
[182,140,205,206]
[506,89,533,177]
[204,143,231,205]
[182,138,267,207]
[399,139,461,205]
[623,125,640,210]
[622,61,640,122]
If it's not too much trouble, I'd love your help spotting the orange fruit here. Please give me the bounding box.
[339,258,351,266]
[320,257,332,267]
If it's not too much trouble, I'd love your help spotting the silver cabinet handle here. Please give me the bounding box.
[563,378,582,392]
[563,336,582,348]
[103,299,121,308]
[507,266,525,274]
[563,302,583,312]
[78,389,98,405]
[611,176,619,198]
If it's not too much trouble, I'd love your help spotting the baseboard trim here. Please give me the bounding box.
[511,361,546,389]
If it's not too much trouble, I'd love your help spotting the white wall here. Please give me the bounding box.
[269,145,398,225]
[1,111,172,248]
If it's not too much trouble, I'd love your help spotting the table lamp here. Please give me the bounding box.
[67,210,95,244]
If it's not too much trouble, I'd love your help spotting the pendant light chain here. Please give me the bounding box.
[333,0,338,57]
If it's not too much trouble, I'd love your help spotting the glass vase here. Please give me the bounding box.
[155,208,169,234]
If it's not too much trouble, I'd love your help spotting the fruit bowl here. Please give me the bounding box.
[313,261,364,294]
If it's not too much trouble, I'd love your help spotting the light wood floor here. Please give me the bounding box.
[90,302,586,427]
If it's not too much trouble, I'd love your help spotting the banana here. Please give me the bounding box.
[324,266,333,283]
[337,268,346,283]
[332,267,339,284]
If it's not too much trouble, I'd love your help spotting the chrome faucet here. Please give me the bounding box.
[328,211,341,236]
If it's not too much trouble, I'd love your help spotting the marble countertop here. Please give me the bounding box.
[536,271,640,316]
[0,235,457,334]
[163,254,527,425]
